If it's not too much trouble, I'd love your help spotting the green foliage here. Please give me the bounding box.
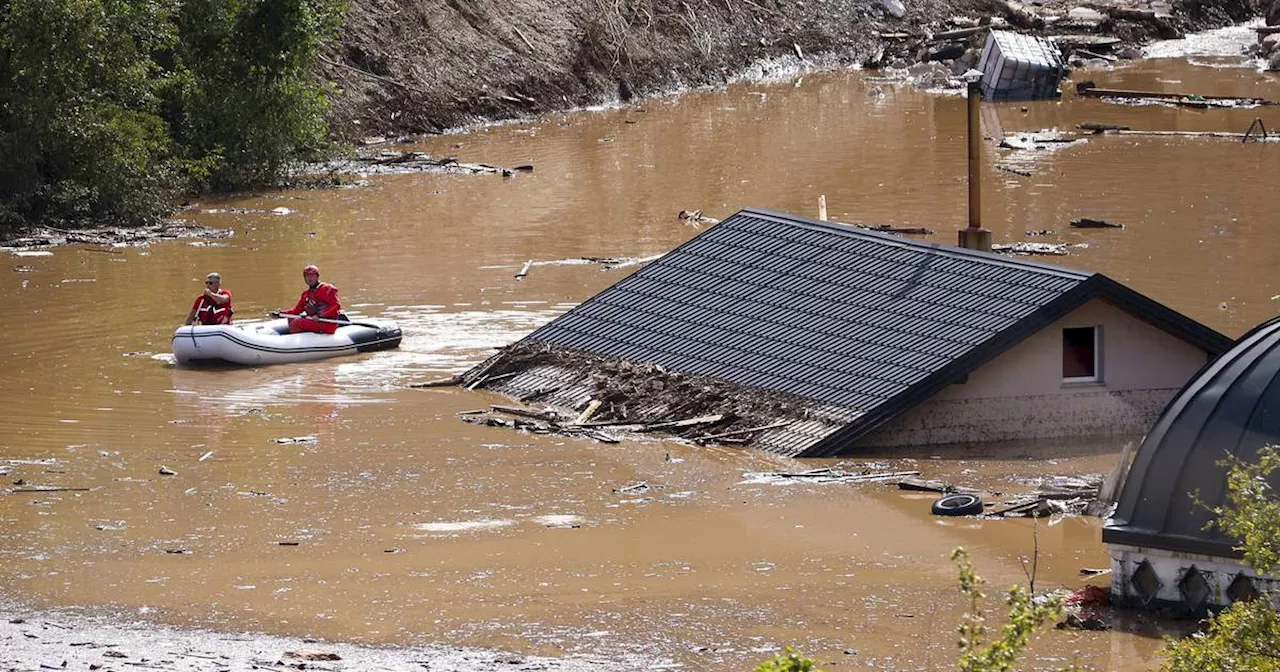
[0,0,346,232]
[0,0,183,227]
[1161,445,1280,672]
[168,0,345,190]
[1209,444,1280,576]
[1161,598,1280,672]
[754,647,820,672]
[951,547,1067,672]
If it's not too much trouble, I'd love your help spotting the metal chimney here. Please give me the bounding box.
[958,77,992,252]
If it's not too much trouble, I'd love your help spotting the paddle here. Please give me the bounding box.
[273,312,386,330]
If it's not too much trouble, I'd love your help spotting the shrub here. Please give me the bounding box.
[0,0,346,233]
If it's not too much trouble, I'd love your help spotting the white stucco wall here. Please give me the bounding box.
[859,298,1213,448]
[1109,543,1279,609]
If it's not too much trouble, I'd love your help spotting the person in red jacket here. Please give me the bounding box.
[273,264,341,334]
[185,272,233,325]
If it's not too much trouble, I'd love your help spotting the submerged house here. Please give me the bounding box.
[1103,317,1280,612]
[471,209,1231,457]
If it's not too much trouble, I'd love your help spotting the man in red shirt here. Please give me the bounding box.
[185,272,233,325]
[274,264,342,334]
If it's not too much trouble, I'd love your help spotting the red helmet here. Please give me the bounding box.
[302,264,320,276]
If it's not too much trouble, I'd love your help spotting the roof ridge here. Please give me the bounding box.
[740,207,1094,281]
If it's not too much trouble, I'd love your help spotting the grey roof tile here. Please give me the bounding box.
[512,208,1232,456]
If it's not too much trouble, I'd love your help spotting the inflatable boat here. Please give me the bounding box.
[172,317,402,366]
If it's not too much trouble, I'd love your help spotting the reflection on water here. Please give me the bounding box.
[1,45,1277,670]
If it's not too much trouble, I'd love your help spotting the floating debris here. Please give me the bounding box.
[739,468,920,485]
[992,241,1069,256]
[271,435,317,445]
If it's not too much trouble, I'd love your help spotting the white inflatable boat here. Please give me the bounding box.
[172,317,402,366]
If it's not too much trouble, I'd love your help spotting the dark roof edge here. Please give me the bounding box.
[802,275,1233,457]
[1089,274,1235,355]
[742,207,1093,280]
[803,286,1099,456]
[1101,525,1243,559]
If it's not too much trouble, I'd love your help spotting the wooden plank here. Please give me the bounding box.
[574,400,602,425]
[490,404,558,421]
[634,414,727,432]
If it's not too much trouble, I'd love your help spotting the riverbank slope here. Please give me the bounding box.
[325,0,1265,135]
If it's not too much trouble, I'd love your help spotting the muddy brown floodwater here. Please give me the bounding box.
[3,27,1279,671]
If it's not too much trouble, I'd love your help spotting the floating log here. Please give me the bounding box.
[11,487,90,493]
[859,224,936,235]
[515,259,533,280]
[1077,122,1131,133]
[1076,83,1278,106]
[1070,218,1124,229]
[996,164,1033,177]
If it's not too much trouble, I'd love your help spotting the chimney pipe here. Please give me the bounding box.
[958,79,992,252]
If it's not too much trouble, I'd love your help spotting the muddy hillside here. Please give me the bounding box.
[325,0,1267,134]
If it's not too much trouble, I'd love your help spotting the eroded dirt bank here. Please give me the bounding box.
[326,0,1265,134]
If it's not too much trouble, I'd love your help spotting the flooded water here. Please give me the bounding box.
[2,31,1278,671]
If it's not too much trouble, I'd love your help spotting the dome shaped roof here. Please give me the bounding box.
[1103,317,1280,557]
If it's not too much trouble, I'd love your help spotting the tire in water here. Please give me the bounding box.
[931,493,984,516]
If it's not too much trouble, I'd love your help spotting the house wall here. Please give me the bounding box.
[858,298,1212,447]
[1108,543,1279,611]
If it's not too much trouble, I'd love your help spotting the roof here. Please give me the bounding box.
[1103,317,1280,558]
[500,208,1232,457]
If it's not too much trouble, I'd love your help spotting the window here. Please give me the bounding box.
[1063,326,1100,382]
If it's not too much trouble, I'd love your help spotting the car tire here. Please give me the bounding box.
[931,493,984,516]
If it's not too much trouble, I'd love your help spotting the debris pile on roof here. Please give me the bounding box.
[462,341,853,452]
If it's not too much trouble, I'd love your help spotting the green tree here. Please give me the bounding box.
[0,0,345,232]
[0,0,184,228]
[167,0,344,191]
[1161,445,1280,672]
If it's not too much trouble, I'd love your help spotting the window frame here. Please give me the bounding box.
[1062,325,1103,384]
